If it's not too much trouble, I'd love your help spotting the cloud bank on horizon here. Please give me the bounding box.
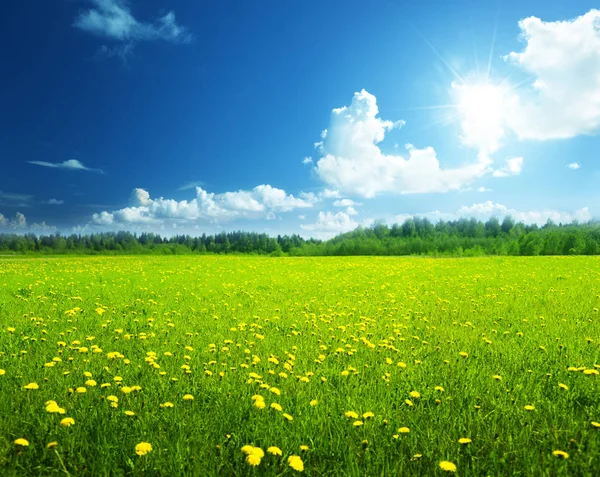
[4,6,600,239]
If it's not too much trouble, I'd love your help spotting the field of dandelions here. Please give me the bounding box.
[0,255,599,476]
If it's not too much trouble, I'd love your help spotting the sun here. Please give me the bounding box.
[451,79,513,155]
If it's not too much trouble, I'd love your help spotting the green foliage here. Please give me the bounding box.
[1,218,600,256]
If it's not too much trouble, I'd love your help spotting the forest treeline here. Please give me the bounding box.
[1,216,600,256]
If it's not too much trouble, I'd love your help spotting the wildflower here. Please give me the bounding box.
[267,446,282,456]
[398,427,410,433]
[300,445,309,451]
[14,438,29,446]
[435,386,445,392]
[591,421,600,428]
[162,402,174,408]
[47,441,58,449]
[283,413,294,421]
[310,399,318,406]
[246,453,261,466]
[288,455,304,472]
[45,401,66,414]
[345,411,359,419]
[458,438,472,444]
[107,395,118,403]
[24,382,39,390]
[493,375,502,381]
[183,394,194,400]
[363,411,374,419]
[270,403,283,412]
[459,352,468,358]
[439,461,457,472]
[60,417,75,427]
[85,380,97,387]
[405,399,414,407]
[353,420,364,427]
[135,442,152,456]
[524,405,535,411]
[254,399,266,409]
[0,369,5,376]
[76,387,86,394]
[552,450,569,459]
[125,410,135,416]
[121,386,132,394]
[558,383,568,390]
[409,391,420,399]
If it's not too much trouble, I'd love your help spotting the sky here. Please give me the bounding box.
[1,0,599,239]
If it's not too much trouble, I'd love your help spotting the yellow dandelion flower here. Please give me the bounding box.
[0,369,5,376]
[162,402,174,408]
[76,387,86,394]
[24,382,39,390]
[120,386,132,394]
[283,413,293,421]
[493,375,502,381]
[353,420,364,427]
[591,421,600,428]
[552,450,569,459]
[270,402,283,412]
[267,446,282,456]
[363,411,374,419]
[288,455,304,472]
[300,445,309,451]
[409,391,420,399]
[60,417,75,427]
[85,380,97,387]
[398,427,410,433]
[345,411,359,419]
[405,399,414,407]
[254,399,266,409]
[459,352,468,358]
[435,386,445,392]
[135,442,152,456]
[125,410,135,416]
[46,441,58,449]
[524,405,535,411]
[183,394,194,401]
[14,438,29,446]
[246,453,261,466]
[439,461,457,472]
[458,438,472,444]
[107,395,118,402]
[310,399,318,406]
[558,383,568,390]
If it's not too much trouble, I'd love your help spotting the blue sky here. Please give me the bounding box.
[1,0,599,238]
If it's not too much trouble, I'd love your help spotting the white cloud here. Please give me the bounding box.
[503,9,600,140]
[457,201,592,224]
[73,0,191,43]
[47,199,64,205]
[492,157,523,178]
[92,185,315,227]
[300,211,358,239]
[395,202,592,226]
[303,156,313,164]
[315,90,491,198]
[345,206,358,216]
[478,186,493,192]
[455,9,600,153]
[567,162,581,170]
[0,212,57,233]
[28,159,104,174]
[320,189,341,199]
[333,199,361,207]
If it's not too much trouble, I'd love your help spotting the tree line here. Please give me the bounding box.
[1,216,599,256]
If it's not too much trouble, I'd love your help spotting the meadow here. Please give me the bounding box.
[0,255,599,476]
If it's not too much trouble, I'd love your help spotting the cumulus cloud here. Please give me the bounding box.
[567,162,581,170]
[314,90,491,198]
[504,9,600,140]
[492,157,523,178]
[303,157,313,165]
[455,9,600,154]
[73,0,192,43]
[300,211,359,239]
[92,185,316,227]
[320,189,341,199]
[28,159,104,174]
[395,201,592,227]
[0,212,56,233]
[333,199,361,207]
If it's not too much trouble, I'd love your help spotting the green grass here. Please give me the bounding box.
[0,255,599,476]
